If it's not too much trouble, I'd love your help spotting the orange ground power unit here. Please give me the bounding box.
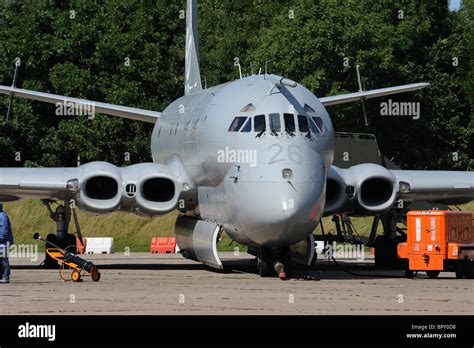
[397,210,474,279]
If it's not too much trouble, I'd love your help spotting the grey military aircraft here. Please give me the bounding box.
[0,0,473,278]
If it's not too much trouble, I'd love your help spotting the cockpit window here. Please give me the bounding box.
[312,116,327,134]
[254,115,266,132]
[269,113,281,132]
[240,118,251,132]
[283,113,296,133]
[228,116,247,132]
[304,104,316,113]
[184,120,191,135]
[298,115,309,132]
[192,117,200,132]
[309,117,321,134]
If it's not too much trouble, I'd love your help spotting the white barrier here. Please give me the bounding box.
[85,237,114,254]
[315,241,325,254]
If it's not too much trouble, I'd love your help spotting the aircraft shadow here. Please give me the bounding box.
[220,259,410,280]
[12,263,207,271]
[12,259,440,280]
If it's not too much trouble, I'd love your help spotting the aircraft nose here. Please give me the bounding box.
[232,151,326,246]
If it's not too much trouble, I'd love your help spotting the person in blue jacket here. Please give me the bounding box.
[0,203,13,283]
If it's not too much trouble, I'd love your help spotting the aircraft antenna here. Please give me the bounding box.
[250,62,254,75]
[356,65,369,126]
[235,57,243,79]
[6,60,21,120]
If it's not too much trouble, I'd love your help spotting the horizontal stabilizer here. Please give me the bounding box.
[320,83,429,106]
[0,85,160,123]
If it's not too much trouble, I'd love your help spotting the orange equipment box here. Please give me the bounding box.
[397,210,474,279]
[150,237,176,254]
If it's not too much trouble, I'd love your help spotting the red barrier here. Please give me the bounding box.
[150,237,176,254]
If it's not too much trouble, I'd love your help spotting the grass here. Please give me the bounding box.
[4,199,473,252]
[3,199,242,252]
[315,201,474,239]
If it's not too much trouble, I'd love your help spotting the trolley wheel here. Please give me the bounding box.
[426,270,440,279]
[71,270,81,282]
[91,268,101,282]
[404,270,414,279]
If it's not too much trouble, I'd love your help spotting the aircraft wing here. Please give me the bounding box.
[319,83,429,106]
[0,166,79,202]
[0,161,191,215]
[0,85,160,124]
[325,164,474,215]
[391,170,474,204]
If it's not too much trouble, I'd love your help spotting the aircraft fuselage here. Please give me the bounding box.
[151,74,334,247]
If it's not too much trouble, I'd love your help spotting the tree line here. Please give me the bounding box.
[0,0,472,170]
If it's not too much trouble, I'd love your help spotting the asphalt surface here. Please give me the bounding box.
[1,252,472,315]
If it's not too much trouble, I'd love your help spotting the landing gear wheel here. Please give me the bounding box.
[71,270,81,282]
[426,270,440,279]
[455,267,464,279]
[258,247,273,277]
[404,270,414,279]
[281,247,293,279]
[258,259,273,277]
[44,234,60,269]
[374,235,398,269]
[465,260,474,279]
[91,268,101,282]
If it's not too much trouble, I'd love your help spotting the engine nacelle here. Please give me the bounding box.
[120,163,181,215]
[324,164,397,215]
[75,162,122,214]
[72,158,193,215]
[325,166,354,215]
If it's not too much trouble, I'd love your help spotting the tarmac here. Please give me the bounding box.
[0,252,472,315]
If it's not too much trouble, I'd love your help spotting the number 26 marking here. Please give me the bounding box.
[268,144,303,164]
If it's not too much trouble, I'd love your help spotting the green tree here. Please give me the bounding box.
[0,0,471,171]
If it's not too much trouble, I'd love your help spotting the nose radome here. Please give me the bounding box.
[252,181,324,245]
[233,154,326,246]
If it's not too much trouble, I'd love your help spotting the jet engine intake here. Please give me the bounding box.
[76,162,122,213]
[134,175,179,215]
[141,178,175,202]
[352,164,397,213]
[324,166,354,215]
[324,164,397,215]
[84,176,118,200]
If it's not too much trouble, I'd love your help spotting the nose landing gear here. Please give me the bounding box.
[274,262,287,280]
[257,246,292,280]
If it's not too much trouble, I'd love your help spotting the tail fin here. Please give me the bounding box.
[185,0,202,95]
